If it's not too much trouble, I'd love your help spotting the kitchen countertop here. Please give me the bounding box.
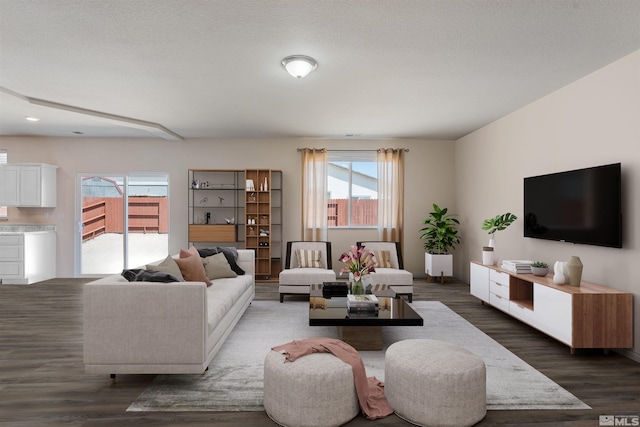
[0,225,56,233]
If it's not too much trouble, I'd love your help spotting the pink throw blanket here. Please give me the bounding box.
[271,337,393,420]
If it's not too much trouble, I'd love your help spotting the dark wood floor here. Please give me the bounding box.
[1,278,638,427]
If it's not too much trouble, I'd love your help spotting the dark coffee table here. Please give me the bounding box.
[309,284,423,350]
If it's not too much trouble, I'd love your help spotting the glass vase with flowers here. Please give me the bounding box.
[339,245,377,296]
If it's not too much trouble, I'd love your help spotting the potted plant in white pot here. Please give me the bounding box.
[482,212,517,247]
[481,212,517,265]
[420,203,460,283]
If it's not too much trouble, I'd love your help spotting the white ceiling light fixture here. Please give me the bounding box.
[25,116,40,122]
[281,55,318,79]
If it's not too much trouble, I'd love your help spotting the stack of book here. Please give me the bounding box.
[501,260,534,274]
[347,294,379,312]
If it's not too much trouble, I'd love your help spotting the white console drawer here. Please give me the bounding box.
[490,280,509,299]
[490,269,510,286]
[510,301,535,324]
[490,292,510,312]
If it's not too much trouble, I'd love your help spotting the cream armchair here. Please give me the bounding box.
[357,241,413,301]
[278,241,337,302]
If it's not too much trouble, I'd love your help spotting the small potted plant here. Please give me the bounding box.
[482,212,517,247]
[530,261,549,277]
[420,203,460,280]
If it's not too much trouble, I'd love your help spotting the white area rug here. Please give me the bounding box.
[127,301,590,412]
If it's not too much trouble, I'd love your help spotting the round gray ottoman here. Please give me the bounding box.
[385,339,486,427]
[263,350,359,427]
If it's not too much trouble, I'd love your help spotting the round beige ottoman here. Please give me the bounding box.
[385,339,486,427]
[263,350,359,427]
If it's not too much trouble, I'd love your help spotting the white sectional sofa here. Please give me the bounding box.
[83,249,254,377]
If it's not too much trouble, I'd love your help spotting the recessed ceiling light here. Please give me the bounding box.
[25,116,40,122]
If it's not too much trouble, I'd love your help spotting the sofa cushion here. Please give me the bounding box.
[203,253,237,280]
[374,250,392,268]
[197,247,245,275]
[146,255,184,281]
[175,253,212,286]
[297,249,322,268]
[206,274,254,333]
[279,267,336,285]
[121,269,181,283]
[180,245,200,259]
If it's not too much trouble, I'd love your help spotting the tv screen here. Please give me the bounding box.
[524,163,622,248]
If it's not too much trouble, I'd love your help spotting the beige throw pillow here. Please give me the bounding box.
[146,255,184,281]
[296,249,322,268]
[374,250,393,268]
[203,252,237,280]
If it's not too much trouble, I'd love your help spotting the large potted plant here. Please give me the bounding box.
[420,203,460,282]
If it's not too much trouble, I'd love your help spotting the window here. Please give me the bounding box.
[0,149,6,219]
[327,151,378,227]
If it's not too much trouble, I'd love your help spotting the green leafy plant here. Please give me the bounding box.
[531,261,548,268]
[420,203,461,254]
[482,212,518,236]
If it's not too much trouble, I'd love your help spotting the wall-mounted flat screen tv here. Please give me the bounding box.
[524,163,622,248]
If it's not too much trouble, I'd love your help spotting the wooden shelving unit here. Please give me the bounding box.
[188,170,244,246]
[244,169,282,281]
[187,169,282,282]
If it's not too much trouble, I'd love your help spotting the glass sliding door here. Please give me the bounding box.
[126,174,170,269]
[76,173,169,276]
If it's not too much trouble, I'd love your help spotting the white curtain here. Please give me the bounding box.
[301,148,328,241]
[377,148,404,246]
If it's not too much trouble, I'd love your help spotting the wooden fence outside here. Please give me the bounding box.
[328,199,377,226]
[82,197,168,241]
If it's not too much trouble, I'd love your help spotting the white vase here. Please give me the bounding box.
[487,237,496,265]
[553,261,567,284]
[482,247,494,266]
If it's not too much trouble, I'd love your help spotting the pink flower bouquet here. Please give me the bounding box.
[338,245,377,281]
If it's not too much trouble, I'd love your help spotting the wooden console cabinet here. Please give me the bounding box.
[470,262,633,354]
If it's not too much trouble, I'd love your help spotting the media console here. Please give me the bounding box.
[470,262,633,354]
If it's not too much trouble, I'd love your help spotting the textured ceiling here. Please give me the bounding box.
[0,0,639,140]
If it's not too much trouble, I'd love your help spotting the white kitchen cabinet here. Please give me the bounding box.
[0,231,56,284]
[0,164,57,207]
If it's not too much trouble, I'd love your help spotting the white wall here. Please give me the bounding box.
[455,50,640,359]
[0,137,456,279]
